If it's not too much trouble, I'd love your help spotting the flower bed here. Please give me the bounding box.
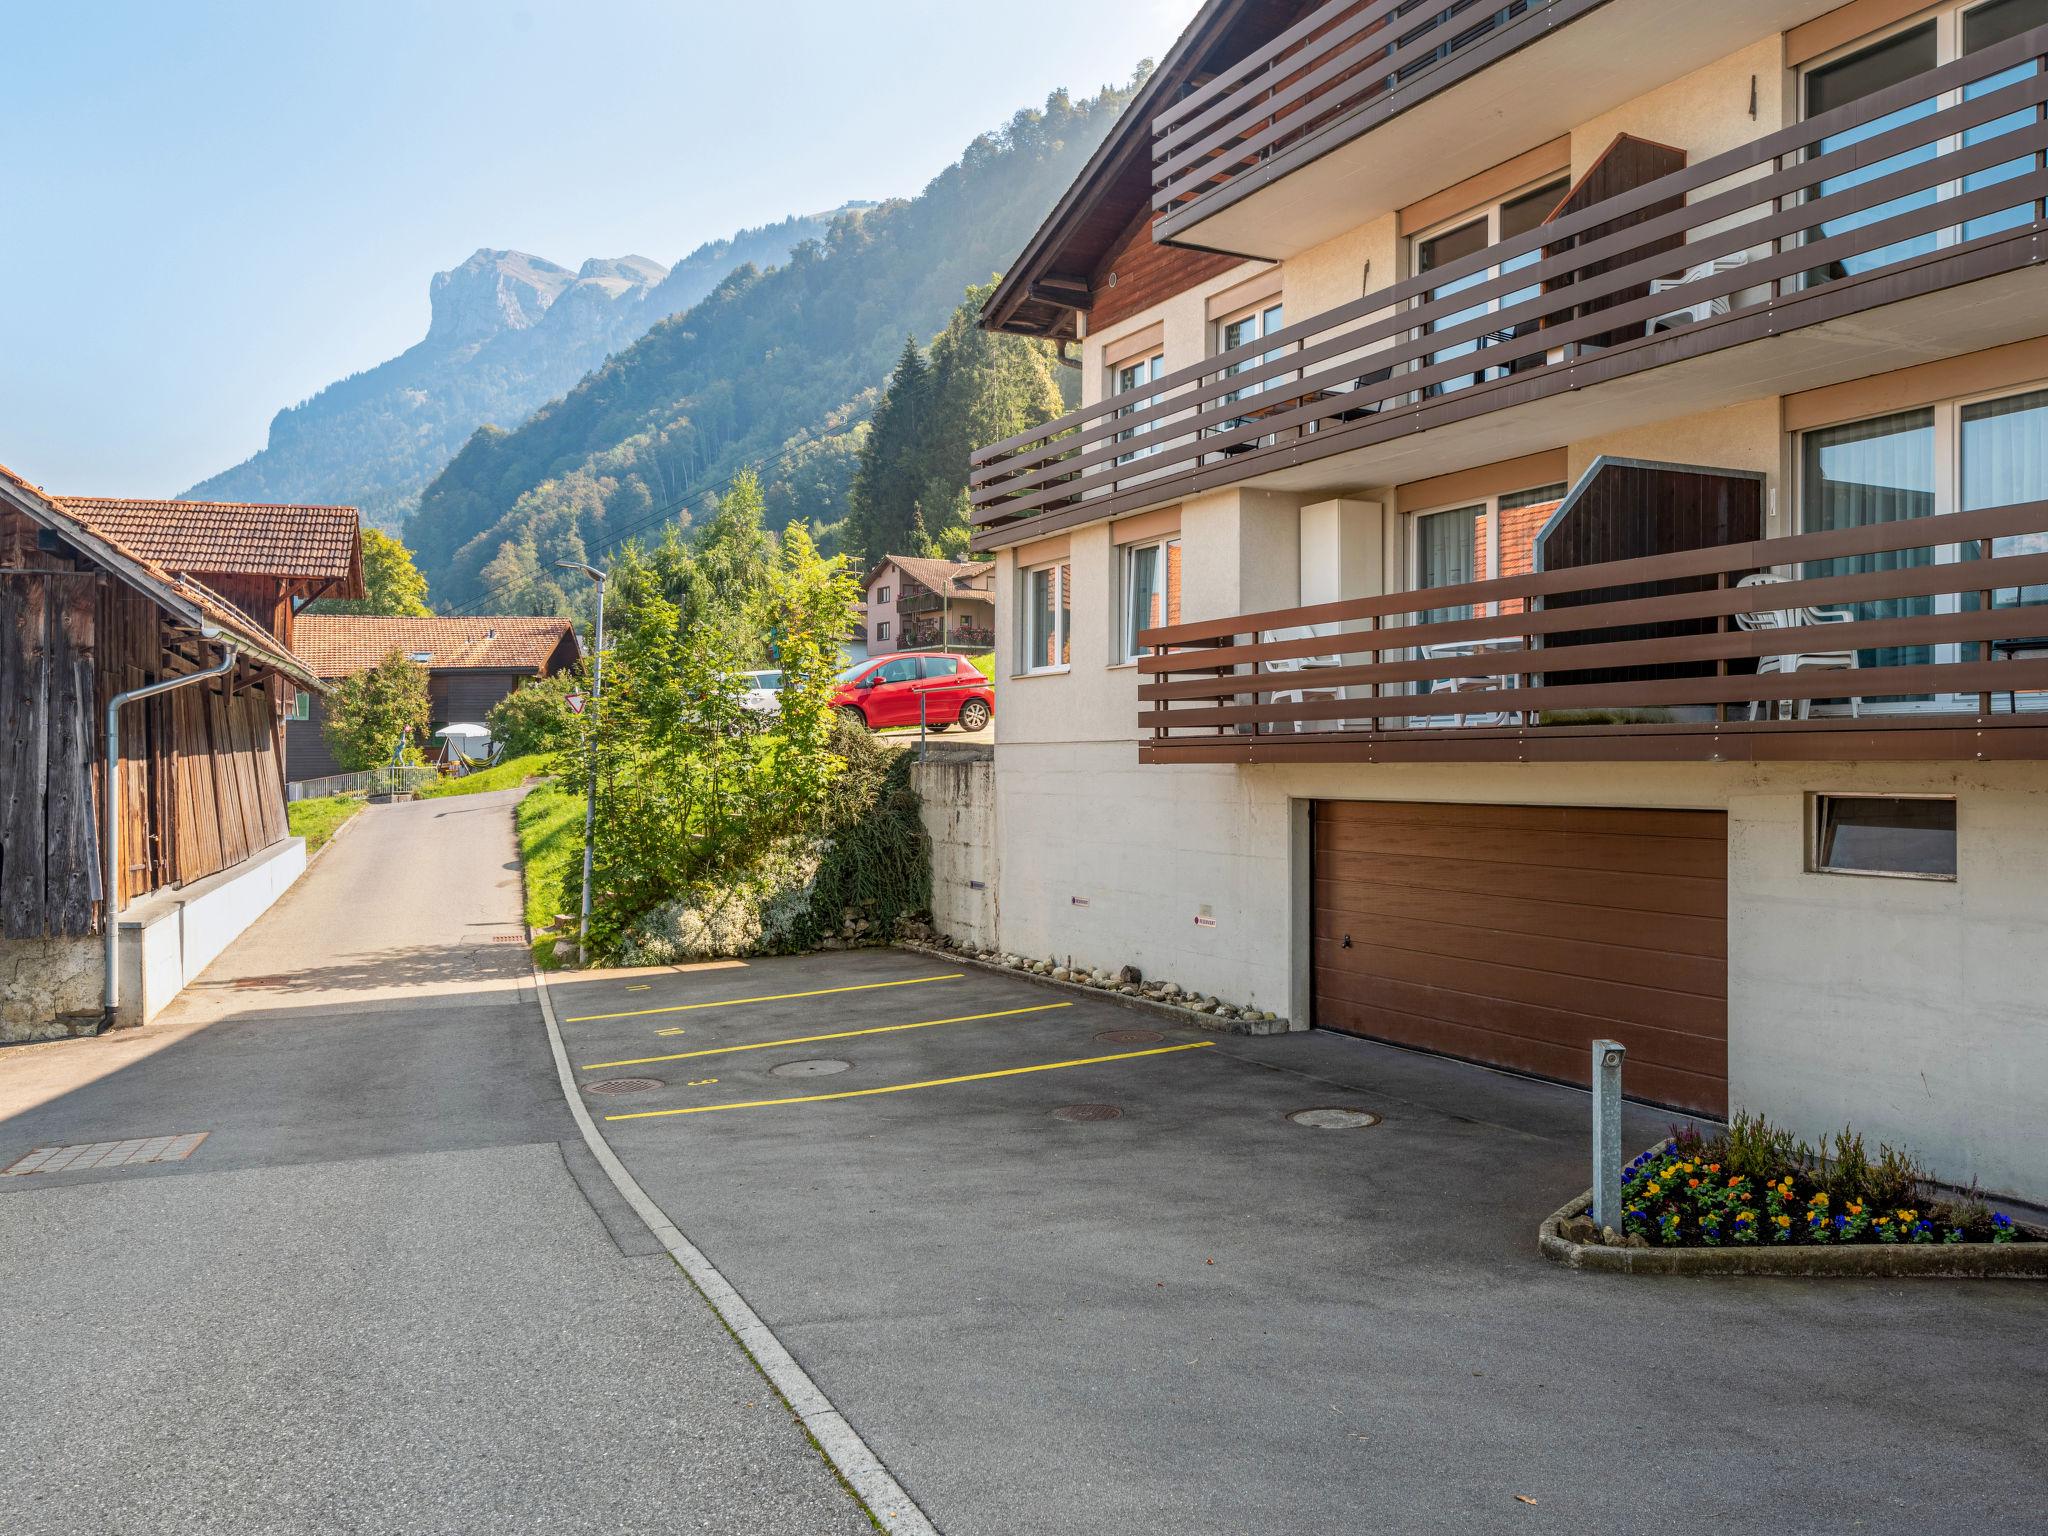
[1541,1116,2045,1277]
[1621,1130,2024,1249]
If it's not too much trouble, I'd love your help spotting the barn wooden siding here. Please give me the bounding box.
[1,511,291,941]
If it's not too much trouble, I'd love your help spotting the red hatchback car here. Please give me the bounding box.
[833,651,993,732]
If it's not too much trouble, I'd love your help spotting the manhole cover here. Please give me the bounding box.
[770,1059,852,1078]
[1287,1107,1382,1130]
[1096,1028,1165,1045]
[1051,1103,1123,1123]
[585,1077,666,1095]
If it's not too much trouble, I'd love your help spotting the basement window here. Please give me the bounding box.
[1810,796,1957,881]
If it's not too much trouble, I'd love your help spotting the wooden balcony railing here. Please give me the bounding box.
[1134,497,2048,764]
[1152,0,1579,226]
[973,27,2048,543]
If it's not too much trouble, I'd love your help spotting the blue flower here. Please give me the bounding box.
[1992,1213,2013,1229]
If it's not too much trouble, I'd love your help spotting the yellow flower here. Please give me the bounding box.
[1811,1193,1829,1208]
[1775,1214,1792,1228]
[1645,1183,1661,1196]
[1847,1201,1863,1216]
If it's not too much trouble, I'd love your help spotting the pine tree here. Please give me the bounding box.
[845,337,933,564]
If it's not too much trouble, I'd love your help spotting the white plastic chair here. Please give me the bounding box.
[1418,640,1518,727]
[1263,623,1346,731]
[1735,572,1860,719]
[1648,251,1751,332]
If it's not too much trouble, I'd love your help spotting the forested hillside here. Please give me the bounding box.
[407,78,1140,611]
[184,211,862,529]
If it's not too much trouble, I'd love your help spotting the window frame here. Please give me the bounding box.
[1795,0,2048,280]
[1018,558,1073,677]
[288,690,312,722]
[1112,351,1167,465]
[1406,174,1571,395]
[1404,481,1569,623]
[1115,534,1183,666]
[1794,375,2048,711]
[875,584,890,605]
[876,619,890,642]
[1807,792,1960,881]
[1214,300,1292,441]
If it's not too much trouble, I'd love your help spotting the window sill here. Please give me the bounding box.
[1011,666,1073,681]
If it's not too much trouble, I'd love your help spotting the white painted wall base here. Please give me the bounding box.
[115,837,308,1028]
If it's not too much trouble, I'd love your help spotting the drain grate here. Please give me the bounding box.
[585,1077,666,1095]
[5,1132,208,1176]
[1287,1107,1382,1130]
[770,1059,852,1078]
[1051,1103,1123,1123]
[1095,1028,1165,1045]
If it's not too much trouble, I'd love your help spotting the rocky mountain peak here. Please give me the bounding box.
[426,249,578,346]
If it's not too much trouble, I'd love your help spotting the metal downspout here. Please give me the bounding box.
[103,638,239,1019]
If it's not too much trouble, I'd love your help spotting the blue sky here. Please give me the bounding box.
[3,0,1200,496]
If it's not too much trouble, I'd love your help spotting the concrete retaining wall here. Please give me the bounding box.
[117,836,308,1028]
[911,752,997,951]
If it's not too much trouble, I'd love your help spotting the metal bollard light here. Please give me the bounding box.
[1591,1039,1626,1233]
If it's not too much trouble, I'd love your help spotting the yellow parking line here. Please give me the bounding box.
[566,973,964,1023]
[583,1003,1070,1070]
[604,1041,1215,1120]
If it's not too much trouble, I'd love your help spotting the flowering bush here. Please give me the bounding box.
[1619,1120,2025,1248]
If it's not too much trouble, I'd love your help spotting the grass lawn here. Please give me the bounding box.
[967,651,994,680]
[287,793,365,856]
[515,779,585,969]
[417,753,552,799]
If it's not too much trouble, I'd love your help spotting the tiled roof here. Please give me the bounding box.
[0,462,326,691]
[61,496,364,594]
[874,555,995,596]
[293,615,580,678]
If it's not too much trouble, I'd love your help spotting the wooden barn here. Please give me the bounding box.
[0,463,329,1040]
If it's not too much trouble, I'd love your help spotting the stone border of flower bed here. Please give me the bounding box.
[895,940,1291,1037]
[1539,1189,2048,1278]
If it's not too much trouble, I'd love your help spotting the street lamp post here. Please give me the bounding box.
[557,561,608,950]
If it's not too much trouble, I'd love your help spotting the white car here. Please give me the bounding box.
[739,670,783,716]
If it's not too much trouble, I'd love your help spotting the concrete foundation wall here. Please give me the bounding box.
[117,836,308,1028]
[912,754,997,951]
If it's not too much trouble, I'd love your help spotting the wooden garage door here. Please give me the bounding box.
[1312,801,1727,1116]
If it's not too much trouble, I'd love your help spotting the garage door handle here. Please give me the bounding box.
[1341,934,1352,949]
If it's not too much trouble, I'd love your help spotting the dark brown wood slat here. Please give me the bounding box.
[1311,908,1725,997]
[1314,845,1725,918]
[44,580,98,934]
[1315,819,1730,878]
[1148,657,2048,732]
[1317,799,1725,840]
[1139,599,2048,699]
[1310,881,1726,961]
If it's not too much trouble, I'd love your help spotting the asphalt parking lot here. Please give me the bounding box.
[549,949,2048,1536]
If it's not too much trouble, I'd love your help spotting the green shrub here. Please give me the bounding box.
[322,651,430,771]
[487,671,586,758]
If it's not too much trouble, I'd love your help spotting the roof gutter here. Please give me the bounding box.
[104,634,238,1020]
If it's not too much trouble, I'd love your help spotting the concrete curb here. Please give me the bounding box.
[1538,1189,2048,1277]
[530,963,941,1536]
[896,940,1291,1037]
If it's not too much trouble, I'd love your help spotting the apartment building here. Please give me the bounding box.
[970,0,2048,1199]
[861,555,996,654]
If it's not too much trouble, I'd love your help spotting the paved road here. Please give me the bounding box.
[550,949,2048,1536]
[0,794,870,1536]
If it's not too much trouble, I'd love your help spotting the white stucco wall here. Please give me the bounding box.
[913,755,998,950]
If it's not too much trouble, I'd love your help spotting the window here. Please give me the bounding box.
[1216,302,1289,445]
[1411,178,1568,395]
[1800,383,2048,701]
[877,620,890,641]
[1801,0,2048,285]
[1113,353,1166,465]
[920,655,962,679]
[875,585,890,604]
[1810,795,1958,879]
[408,651,434,663]
[1021,561,1072,673]
[1118,537,1182,662]
[874,656,921,685]
[289,690,312,721]
[1409,483,1567,624]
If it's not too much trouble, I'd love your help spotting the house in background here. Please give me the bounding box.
[0,464,329,1040]
[288,614,580,782]
[967,0,2048,1201]
[862,555,994,653]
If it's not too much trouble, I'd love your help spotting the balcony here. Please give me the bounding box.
[1134,497,2048,765]
[975,27,2048,548]
[1152,0,1842,258]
